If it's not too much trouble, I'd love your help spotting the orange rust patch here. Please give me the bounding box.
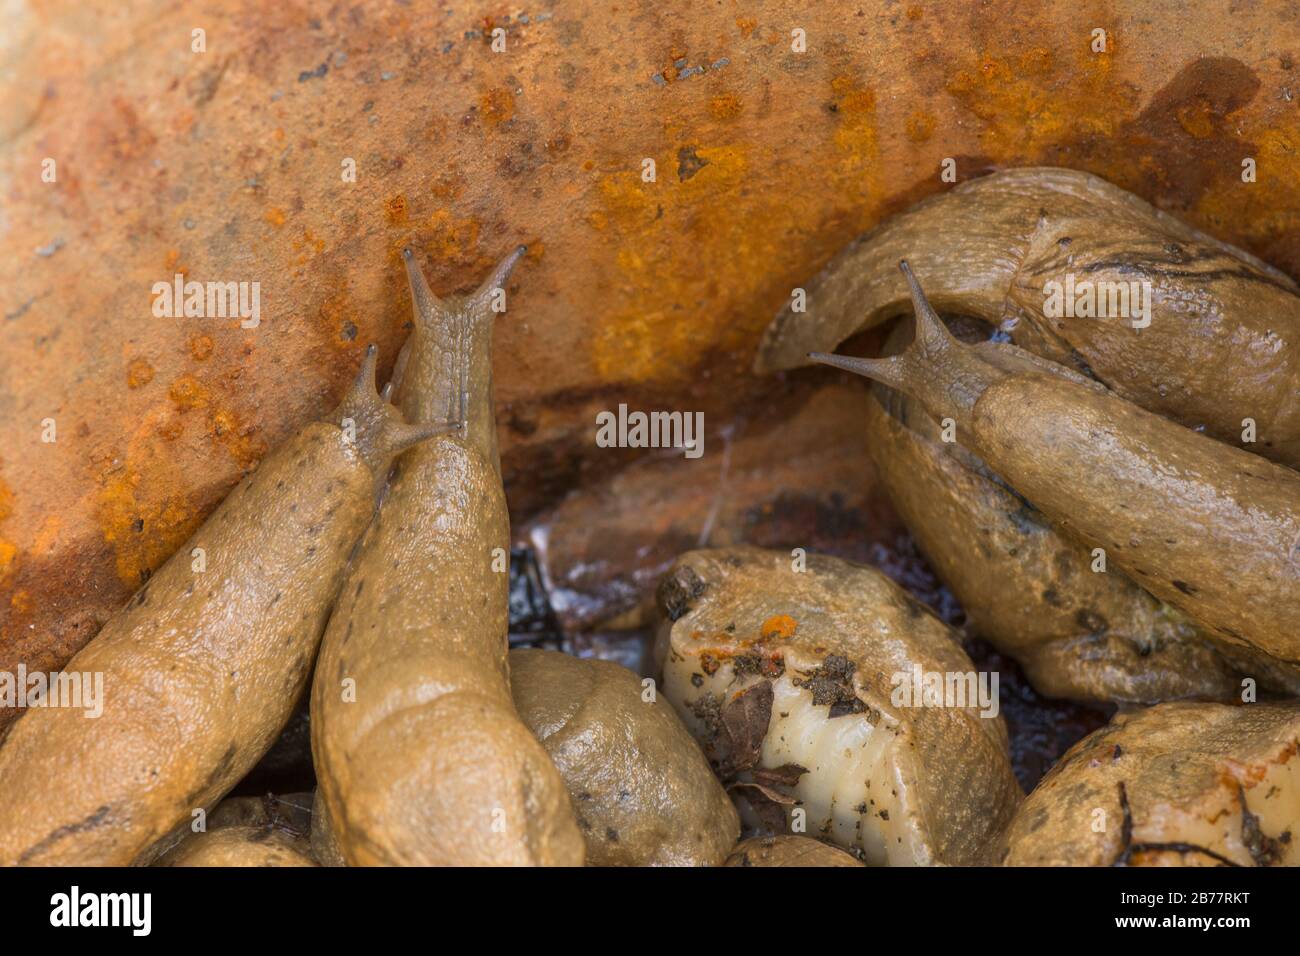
[157,416,185,441]
[945,44,1133,157]
[126,358,155,389]
[97,466,202,587]
[709,93,743,120]
[210,406,266,470]
[168,374,209,410]
[264,207,287,228]
[384,193,409,225]
[1197,123,1300,252]
[480,87,515,128]
[761,614,798,639]
[735,17,757,38]
[588,72,883,385]
[1176,99,1217,139]
[830,75,877,159]
[9,589,31,614]
[905,110,936,143]
[421,209,482,267]
[164,248,188,277]
[0,539,15,582]
[189,333,214,361]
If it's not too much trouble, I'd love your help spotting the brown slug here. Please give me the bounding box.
[760,167,1300,468]
[508,647,740,867]
[864,317,1298,703]
[724,835,865,867]
[656,546,1022,866]
[156,792,318,867]
[0,347,449,865]
[159,826,319,867]
[995,700,1300,866]
[811,262,1300,666]
[310,248,585,866]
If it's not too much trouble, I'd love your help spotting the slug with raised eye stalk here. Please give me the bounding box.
[810,262,1300,667]
[760,167,1300,468]
[311,247,585,866]
[862,318,1299,703]
[0,346,451,866]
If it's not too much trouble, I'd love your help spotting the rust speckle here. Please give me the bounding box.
[761,614,798,640]
[96,458,202,588]
[210,407,266,470]
[168,374,209,410]
[163,248,187,277]
[189,334,214,361]
[709,93,743,120]
[384,194,409,225]
[264,207,286,228]
[0,540,15,582]
[480,88,515,128]
[126,358,155,389]
[905,110,936,143]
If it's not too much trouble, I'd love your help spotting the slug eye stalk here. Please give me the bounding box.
[335,343,460,468]
[810,260,1006,432]
[399,245,526,437]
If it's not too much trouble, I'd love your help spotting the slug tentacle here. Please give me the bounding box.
[758,167,1300,467]
[398,247,525,462]
[333,343,457,470]
[810,261,1008,434]
[469,244,528,310]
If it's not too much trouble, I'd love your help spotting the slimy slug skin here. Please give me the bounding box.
[158,826,319,867]
[812,263,1300,668]
[995,701,1300,867]
[508,648,740,867]
[311,248,585,867]
[0,347,447,866]
[310,788,347,867]
[725,835,865,867]
[863,319,1289,704]
[655,547,1022,867]
[157,793,318,867]
[760,168,1300,468]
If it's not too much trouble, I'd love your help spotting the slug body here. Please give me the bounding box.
[813,264,1300,665]
[996,701,1300,867]
[656,547,1022,866]
[311,248,584,866]
[762,168,1300,468]
[725,835,865,867]
[0,348,445,865]
[864,319,1294,703]
[157,792,317,867]
[509,648,740,867]
[159,826,318,867]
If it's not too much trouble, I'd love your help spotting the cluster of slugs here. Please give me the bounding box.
[0,168,1295,868]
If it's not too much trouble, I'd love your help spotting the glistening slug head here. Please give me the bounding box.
[334,344,458,470]
[809,260,1007,432]
[397,246,526,440]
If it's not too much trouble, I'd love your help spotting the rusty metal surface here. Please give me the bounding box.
[3,0,1300,710]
